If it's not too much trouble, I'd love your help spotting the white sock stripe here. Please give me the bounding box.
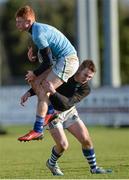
[52,153,58,159]
[87,158,96,163]
[86,154,95,159]
[51,156,57,162]
[51,158,57,162]
[49,151,60,165]
[49,159,55,166]
[49,161,54,165]
[89,161,96,165]
[90,162,97,166]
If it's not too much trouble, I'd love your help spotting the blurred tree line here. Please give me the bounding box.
[119,1,129,84]
[0,0,129,85]
[0,0,76,84]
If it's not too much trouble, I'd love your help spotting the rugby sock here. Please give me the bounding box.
[82,148,97,170]
[47,104,55,115]
[49,147,62,166]
[45,104,55,125]
[33,115,44,133]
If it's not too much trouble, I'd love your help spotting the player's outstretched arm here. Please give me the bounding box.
[20,91,31,106]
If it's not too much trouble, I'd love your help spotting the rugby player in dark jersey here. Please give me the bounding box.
[18,60,112,175]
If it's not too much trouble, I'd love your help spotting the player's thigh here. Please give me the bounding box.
[49,121,68,147]
[45,70,64,89]
[37,68,52,82]
[53,55,79,82]
[30,68,51,92]
[67,120,91,143]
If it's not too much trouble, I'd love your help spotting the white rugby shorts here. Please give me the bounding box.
[48,106,81,129]
[52,54,79,82]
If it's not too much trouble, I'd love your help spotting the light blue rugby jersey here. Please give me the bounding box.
[31,22,77,59]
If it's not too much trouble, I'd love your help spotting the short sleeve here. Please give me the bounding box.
[34,33,49,49]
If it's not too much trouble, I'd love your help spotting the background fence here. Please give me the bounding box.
[0,86,129,127]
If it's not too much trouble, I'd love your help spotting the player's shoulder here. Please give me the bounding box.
[33,22,44,30]
[33,22,57,33]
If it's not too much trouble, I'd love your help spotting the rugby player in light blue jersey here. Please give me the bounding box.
[15,5,79,140]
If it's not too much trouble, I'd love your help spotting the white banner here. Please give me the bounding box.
[0,86,129,126]
[77,86,129,126]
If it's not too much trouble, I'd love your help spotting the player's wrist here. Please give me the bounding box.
[27,91,31,97]
[27,91,32,97]
[50,90,56,95]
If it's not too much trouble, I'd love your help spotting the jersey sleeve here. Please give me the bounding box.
[28,88,36,96]
[33,32,49,49]
[68,84,91,106]
[33,47,53,76]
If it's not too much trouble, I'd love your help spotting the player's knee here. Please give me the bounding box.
[60,140,69,151]
[31,80,46,97]
[63,141,69,151]
[81,137,93,149]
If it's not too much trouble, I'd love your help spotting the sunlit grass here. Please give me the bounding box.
[0,125,129,179]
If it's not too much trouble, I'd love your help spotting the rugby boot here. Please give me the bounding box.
[18,130,43,142]
[90,166,112,174]
[44,113,59,126]
[46,159,64,176]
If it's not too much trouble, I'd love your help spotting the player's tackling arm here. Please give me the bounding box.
[49,83,91,111]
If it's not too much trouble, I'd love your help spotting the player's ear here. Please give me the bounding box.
[25,24,29,28]
[25,20,31,28]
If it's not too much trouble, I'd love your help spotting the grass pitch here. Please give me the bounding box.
[0,125,129,179]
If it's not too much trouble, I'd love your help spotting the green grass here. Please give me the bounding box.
[0,125,129,179]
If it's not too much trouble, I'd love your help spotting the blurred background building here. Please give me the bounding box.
[0,0,129,127]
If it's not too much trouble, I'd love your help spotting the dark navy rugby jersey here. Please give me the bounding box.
[49,76,90,111]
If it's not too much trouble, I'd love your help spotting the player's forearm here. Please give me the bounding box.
[68,87,91,106]
[33,47,53,76]
[49,92,74,111]
[28,88,36,96]
[33,61,52,76]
